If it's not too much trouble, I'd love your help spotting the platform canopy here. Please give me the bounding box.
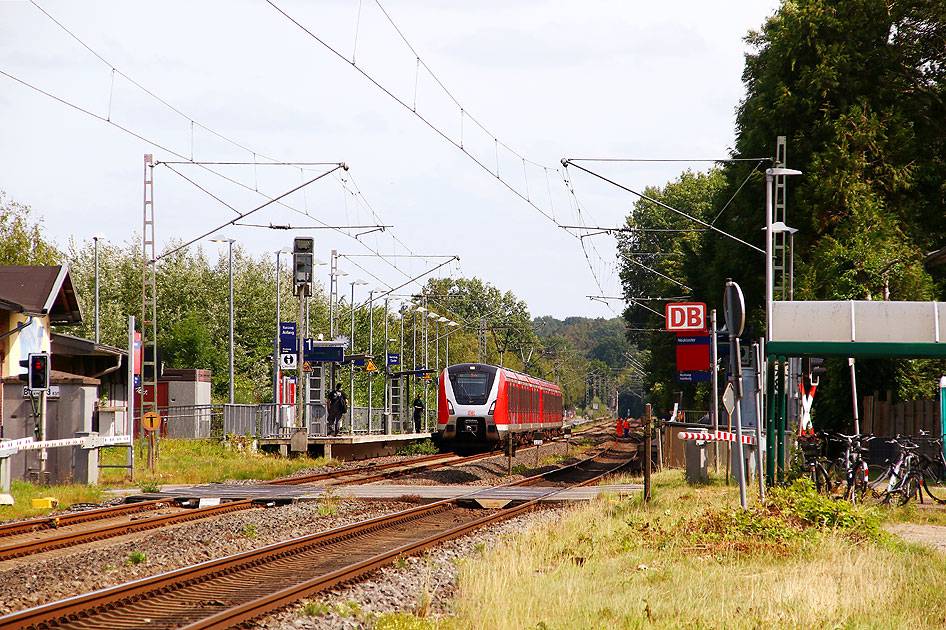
[767,300,946,359]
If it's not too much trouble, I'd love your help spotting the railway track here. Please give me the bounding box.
[0,499,256,563]
[0,434,602,563]
[0,440,637,630]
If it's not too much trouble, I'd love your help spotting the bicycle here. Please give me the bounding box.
[795,432,834,494]
[826,433,873,504]
[868,435,946,506]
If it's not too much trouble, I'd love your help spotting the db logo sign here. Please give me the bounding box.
[666,302,707,332]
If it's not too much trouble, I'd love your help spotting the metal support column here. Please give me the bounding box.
[773,136,788,299]
[141,154,158,429]
[765,358,776,485]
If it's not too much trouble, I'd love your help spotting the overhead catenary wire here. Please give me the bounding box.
[21,2,449,295]
[562,160,765,255]
[264,0,622,305]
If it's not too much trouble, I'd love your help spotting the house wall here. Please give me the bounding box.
[1,375,98,484]
[0,314,51,379]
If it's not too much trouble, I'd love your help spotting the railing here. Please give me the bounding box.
[144,403,438,440]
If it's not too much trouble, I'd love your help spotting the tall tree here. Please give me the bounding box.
[0,191,61,265]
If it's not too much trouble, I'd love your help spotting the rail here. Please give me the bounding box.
[0,442,638,630]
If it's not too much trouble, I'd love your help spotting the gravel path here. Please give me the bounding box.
[886,522,946,553]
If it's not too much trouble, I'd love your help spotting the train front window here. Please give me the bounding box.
[448,364,496,405]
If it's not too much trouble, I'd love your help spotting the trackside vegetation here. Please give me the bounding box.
[381,472,946,629]
[0,439,337,521]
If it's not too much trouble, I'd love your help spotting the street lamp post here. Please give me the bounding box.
[273,246,292,407]
[764,168,802,342]
[350,279,368,433]
[426,311,438,430]
[764,168,801,487]
[445,321,459,367]
[93,233,105,344]
[210,237,236,404]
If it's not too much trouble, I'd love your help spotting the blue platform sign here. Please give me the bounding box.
[677,371,711,383]
[279,323,297,353]
[387,352,400,366]
[303,339,344,362]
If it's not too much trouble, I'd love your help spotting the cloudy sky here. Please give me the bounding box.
[0,0,781,319]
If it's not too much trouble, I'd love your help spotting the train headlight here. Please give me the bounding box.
[448,402,455,415]
[488,402,495,415]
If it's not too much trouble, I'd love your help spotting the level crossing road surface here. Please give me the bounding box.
[128,482,643,504]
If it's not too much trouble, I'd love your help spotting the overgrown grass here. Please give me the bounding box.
[0,480,107,521]
[99,438,337,486]
[442,471,946,629]
[0,438,336,521]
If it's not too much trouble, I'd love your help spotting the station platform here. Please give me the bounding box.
[259,432,434,461]
[127,482,643,508]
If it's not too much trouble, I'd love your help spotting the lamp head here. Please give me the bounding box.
[765,167,803,178]
[762,221,799,234]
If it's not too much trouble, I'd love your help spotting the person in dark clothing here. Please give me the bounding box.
[327,383,347,436]
[412,394,425,433]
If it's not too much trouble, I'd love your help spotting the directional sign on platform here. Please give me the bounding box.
[279,323,297,354]
[303,339,345,362]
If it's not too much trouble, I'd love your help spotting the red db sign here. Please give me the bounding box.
[666,303,707,332]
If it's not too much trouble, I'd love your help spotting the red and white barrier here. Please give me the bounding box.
[0,435,132,452]
[677,430,757,446]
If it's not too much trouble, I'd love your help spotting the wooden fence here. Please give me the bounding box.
[861,391,940,437]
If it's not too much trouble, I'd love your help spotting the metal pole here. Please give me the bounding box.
[777,359,787,482]
[849,358,860,435]
[766,358,775,486]
[368,290,374,433]
[710,309,719,473]
[298,285,306,432]
[730,334,748,510]
[274,251,281,407]
[752,341,765,500]
[329,250,337,338]
[423,297,429,431]
[384,298,390,426]
[765,172,774,343]
[228,241,234,405]
[94,236,100,344]
[126,315,135,481]
[643,403,652,502]
[351,282,356,435]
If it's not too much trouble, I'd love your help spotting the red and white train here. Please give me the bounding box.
[437,363,564,444]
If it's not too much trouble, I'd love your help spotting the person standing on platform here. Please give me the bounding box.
[327,383,347,436]
[412,394,425,433]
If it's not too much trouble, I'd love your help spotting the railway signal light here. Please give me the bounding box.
[21,353,49,391]
[293,237,314,295]
[802,357,826,386]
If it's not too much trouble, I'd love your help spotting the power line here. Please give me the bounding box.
[562,160,765,255]
[264,0,620,307]
[21,2,447,295]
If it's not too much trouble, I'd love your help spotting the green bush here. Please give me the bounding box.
[396,439,439,456]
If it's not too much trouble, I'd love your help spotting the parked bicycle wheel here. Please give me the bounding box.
[849,464,869,504]
[921,468,946,504]
[898,476,920,507]
[813,463,833,494]
[826,460,846,494]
